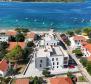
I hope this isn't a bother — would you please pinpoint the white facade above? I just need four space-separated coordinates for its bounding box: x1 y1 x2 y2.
81 46 91 57
25 38 33 42
34 30 69 74
44 34 59 46
35 46 69 71
0 70 7 77
0 35 9 42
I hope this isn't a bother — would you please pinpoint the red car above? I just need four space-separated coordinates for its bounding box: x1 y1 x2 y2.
69 65 75 68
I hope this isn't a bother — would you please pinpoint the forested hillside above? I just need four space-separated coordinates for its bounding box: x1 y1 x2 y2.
12 0 85 2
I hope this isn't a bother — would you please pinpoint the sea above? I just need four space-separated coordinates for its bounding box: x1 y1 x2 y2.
0 1 91 31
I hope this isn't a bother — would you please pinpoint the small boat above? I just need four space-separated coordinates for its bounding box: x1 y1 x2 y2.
25 18 28 20
81 19 84 22
16 19 18 22
43 22 45 24
34 19 37 22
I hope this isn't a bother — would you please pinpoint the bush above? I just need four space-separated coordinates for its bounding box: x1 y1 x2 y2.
72 48 83 57
65 40 71 46
42 69 51 77
78 76 86 82
66 31 74 37
27 41 35 47
86 61 91 75
80 58 87 67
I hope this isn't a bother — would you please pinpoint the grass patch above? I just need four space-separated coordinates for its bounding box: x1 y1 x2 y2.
78 76 87 82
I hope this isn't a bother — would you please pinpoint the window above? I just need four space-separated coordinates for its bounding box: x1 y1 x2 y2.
57 62 59 65
56 58 58 61
40 60 42 63
64 61 68 64
57 66 58 68
53 62 55 65
64 57 68 60
40 64 42 67
52 58 54 61
53 66 54 68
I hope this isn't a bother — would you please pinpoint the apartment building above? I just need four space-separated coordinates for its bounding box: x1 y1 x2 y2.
35 45 69 71
35 30 69 71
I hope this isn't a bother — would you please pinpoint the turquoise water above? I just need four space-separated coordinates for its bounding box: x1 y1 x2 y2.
0 2 91 31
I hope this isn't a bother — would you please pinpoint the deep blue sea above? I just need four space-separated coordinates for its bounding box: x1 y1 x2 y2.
0 1 91 31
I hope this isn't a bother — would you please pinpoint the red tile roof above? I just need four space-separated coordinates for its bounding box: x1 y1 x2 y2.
87 56 91 61
6 30 17 36
15 78 29 84
50 77 73 84
83 43 91 53
0 59 9 72
8 42 25 50
73 35 86 41
26 32 36 39
81 41 88 45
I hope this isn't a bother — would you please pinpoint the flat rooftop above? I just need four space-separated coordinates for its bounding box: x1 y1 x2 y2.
36 45 69 57
36 48 50 57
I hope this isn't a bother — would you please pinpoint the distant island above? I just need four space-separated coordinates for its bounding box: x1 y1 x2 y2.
12 0 85 2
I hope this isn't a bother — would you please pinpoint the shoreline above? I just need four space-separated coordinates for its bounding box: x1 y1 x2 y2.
0 27 86 34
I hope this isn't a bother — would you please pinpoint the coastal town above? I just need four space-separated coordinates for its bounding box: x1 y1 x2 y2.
0 28 91 84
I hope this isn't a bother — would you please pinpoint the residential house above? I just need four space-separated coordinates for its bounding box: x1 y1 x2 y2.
81 43 91 57
49 77 73 84
25 32 36 42
73 35 86 48
44 31 59 46
0 34 9 42
6 30 17 36
0 59 10 77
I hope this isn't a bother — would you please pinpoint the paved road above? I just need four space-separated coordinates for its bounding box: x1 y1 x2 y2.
55 33 91 84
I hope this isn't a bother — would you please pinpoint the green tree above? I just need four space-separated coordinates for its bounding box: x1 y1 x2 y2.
0 42 9 50
32 76 43 84
34 34 41 41
72 48 83 57
0 42 8 59
86 61 91 75
65 40 71 46
15 33 25 42
83 28 91 36
6 45 23 62
15 28 29 33
23 48 33 60
75 29 82 35
66 31 74 37
8 36 16 42
0 50 7 59
27 41 35 47
80 58 87 67
42 69 51 77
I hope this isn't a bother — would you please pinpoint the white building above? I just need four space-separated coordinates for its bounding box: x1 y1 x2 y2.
35 30 69 71
73 35 86 48
35 45 69 71
0 35 9 42
81 43 91 57
43 29 59 46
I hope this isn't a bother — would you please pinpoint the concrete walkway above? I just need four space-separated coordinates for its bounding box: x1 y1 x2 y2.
24 52 43 77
